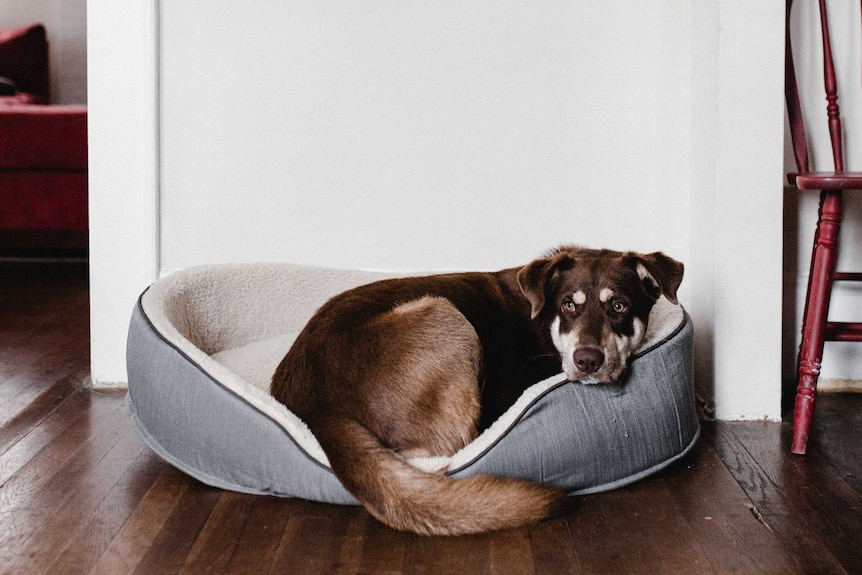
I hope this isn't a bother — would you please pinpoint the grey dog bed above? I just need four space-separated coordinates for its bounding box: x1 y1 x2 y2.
126 263 699 504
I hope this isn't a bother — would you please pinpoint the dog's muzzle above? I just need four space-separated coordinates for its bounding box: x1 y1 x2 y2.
572 347 604 375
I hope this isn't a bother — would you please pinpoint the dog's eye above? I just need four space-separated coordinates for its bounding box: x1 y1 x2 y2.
562 298 576 312
612 301 627 313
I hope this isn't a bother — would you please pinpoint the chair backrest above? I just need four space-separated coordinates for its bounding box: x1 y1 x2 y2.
785 0 856 174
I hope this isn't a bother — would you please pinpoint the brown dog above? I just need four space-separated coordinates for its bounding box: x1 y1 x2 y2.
270 246 684 535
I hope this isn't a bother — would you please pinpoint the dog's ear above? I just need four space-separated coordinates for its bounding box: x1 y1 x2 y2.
630 252 684 304
517 251 574 319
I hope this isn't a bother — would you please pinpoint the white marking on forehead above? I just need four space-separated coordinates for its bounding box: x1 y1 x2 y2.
572 291 587 305
599 288 615 303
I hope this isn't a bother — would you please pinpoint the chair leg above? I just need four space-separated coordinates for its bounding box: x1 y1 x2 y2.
792 190 843 454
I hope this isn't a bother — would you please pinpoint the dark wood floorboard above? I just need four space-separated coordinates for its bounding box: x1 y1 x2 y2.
1 260 861 574
0 261 89 443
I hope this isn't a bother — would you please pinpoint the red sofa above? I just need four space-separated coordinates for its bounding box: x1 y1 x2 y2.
0 24 88 255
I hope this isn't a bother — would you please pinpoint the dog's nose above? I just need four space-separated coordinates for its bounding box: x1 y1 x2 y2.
573 348 604 374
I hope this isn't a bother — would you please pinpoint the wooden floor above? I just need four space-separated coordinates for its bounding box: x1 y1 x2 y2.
2 260 861 574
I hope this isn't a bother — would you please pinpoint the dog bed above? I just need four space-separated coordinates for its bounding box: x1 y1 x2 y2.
126 263 699 505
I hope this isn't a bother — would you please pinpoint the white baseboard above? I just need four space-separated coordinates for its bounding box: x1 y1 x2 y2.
819 379 862 393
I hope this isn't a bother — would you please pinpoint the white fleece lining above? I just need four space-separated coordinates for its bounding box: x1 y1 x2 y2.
141 263 684 473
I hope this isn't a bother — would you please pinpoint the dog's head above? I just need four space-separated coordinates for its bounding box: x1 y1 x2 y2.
517 246 684 384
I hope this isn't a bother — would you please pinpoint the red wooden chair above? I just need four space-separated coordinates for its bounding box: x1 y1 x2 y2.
785 0 862 454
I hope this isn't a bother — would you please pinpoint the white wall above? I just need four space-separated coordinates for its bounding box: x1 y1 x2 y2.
709 1 785 420
785 0 862 388
89 0 787 421
88 0 159 387
0 0 87 104
159 1 692 274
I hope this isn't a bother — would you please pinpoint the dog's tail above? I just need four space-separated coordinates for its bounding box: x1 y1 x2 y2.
316 417 572 536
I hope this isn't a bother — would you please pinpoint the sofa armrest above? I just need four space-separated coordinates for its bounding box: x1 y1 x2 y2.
0 105 87 170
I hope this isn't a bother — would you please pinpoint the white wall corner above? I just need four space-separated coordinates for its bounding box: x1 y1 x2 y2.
87 0 160 388
711 0 786 421
687 0 719 419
